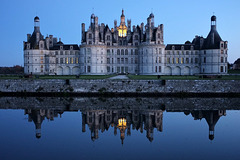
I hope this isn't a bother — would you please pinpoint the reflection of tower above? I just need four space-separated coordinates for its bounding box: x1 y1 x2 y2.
117 118 127 145
191 110 226 140
25 109 45 139
25 109 64 139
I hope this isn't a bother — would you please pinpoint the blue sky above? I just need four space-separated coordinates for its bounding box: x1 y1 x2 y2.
0 0 239 66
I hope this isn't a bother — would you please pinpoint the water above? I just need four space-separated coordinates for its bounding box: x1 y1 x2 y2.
0 97 240 160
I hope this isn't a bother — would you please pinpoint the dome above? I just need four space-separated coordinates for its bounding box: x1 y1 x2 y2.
91 13 95 19
211 15 216 21
34 16 40 22
149 13 154 18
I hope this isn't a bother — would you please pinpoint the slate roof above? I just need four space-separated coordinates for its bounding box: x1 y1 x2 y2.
50 44 79 50
202 26 222 49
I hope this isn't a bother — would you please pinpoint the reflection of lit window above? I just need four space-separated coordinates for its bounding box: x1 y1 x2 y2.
76 58 78 64
66 58 68 64
71 57 73 64
118 118 127 128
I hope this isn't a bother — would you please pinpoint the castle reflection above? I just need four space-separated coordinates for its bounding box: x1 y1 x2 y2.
24 107 226 143
81 109 164 143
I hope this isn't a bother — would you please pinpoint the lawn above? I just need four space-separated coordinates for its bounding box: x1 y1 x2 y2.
0 74 116 80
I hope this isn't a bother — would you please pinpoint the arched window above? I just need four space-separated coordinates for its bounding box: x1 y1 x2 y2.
125 49 128 55
117 49 120 55
121 49 124 55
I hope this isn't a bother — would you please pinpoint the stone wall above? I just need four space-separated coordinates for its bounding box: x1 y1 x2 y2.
0 79 239 94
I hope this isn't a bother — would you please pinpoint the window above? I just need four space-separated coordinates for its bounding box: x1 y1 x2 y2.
204 57 206 63
195 58 198 63
172 58 174 64
117 49 120 55
107 66 110 72
76 58 78 64
204 50 206 54
221 57 224 63
107 49 111 56
159 57 161 63
55 51 58 55
167 57 170 63
125 49 128 55
107 58 110 64
88 41 92 44
71 57 74 64
135 42 138 46
60 51 63 55
87 66 91 72
176 58 179 64
186 58 189 64
107 35 110 40
121 49 124 55
181 58 184 64
135 35 139 40
107 42 110 46
135 49 138 55
117 58 120 64
66 58 68 64
221 50 224 54
158 33 160 39
155 66 157 72
131 49 133 55
121 58 124 64
125 58 128 64
220 66 224 72
159 66 161 72
88 33 92 39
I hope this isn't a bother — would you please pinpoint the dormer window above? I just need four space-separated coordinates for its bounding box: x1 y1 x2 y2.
27 43 30 49
191 46 194 50
107 35 110 40
88 33 92 39
172 46 175 50
181 46 184 50
70 46 73 50
158 33 160 39
60 46 63 50
135 35 139 40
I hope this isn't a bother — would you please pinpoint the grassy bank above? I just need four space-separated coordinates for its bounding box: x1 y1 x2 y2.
0 75 116 80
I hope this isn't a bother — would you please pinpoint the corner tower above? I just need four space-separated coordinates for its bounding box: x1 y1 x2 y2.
200 15 228 74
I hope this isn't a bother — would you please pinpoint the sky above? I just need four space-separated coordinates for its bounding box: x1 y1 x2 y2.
0 0 239 66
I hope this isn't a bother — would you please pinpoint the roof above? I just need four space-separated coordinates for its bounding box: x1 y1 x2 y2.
202 26 222 49
165 44 195 50
50 44 79 50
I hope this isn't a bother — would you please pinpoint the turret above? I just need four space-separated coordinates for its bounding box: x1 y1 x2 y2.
120 9 125 25
34 16 40 32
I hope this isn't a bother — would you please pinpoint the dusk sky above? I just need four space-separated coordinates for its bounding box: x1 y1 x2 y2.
0 0 239 66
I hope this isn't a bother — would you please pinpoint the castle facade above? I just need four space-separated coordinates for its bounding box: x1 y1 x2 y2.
23 10 228 75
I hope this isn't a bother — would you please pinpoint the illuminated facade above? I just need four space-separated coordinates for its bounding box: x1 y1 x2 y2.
23 11 228 75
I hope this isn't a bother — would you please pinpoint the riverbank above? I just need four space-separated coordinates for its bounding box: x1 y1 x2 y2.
0 79 239 97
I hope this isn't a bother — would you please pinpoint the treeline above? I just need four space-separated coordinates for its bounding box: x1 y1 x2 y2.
0 65 24 74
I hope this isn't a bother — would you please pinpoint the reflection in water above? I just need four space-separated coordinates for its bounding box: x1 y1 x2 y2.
24 107 226 142
188 110 226 140
81 109 164 143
